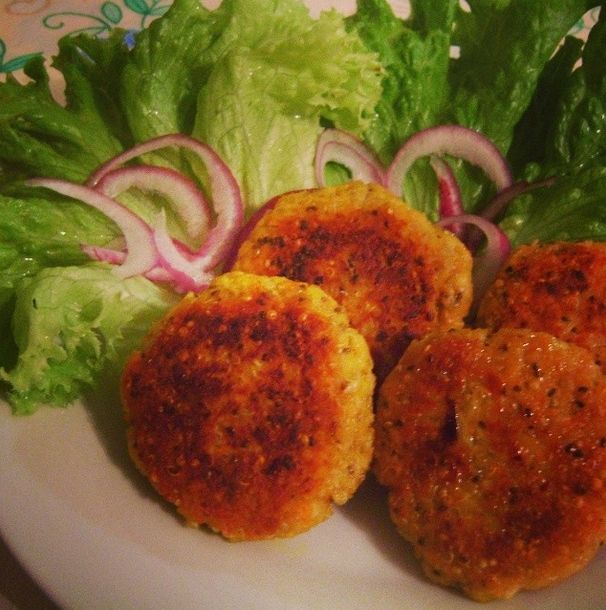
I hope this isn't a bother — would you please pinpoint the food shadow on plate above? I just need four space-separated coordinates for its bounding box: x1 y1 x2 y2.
81 368 176 513
339 471 426 581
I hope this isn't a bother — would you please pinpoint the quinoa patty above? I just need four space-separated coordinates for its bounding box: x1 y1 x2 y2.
477 241 606 371
232 181 472 382
374 327 606 601
122 271 374 541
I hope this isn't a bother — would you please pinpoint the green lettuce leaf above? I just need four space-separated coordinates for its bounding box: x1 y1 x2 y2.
344 0 457 218
347 0 456 163
2 265 177 415
0 30 130 187
192 0 383 209
451 0 594 154
120 0 224 140
501 162 606 247
0 187 118 308
0 185 120 371
509 7 606 179
497 7 606 246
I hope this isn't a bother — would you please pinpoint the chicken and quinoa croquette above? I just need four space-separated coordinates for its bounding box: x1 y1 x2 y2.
232 181 473 382
477 241 606 371
374 327 606 601
122 271 374 541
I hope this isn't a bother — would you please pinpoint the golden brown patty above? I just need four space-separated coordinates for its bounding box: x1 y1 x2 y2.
232 181 472 382
122 271 374 541
374 327 606 601
477 241 606 371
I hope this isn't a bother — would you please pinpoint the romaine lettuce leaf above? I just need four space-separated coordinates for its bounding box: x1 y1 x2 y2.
501 162 606 247
345 0 457 218
451 0 594 154
1 265 177 415
347 0 597 219
507 36 585 178
497 7 606 246
509 7 606 179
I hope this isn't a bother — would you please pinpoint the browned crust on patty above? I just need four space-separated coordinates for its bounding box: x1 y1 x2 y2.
122 271 374 540
477 241 606 371
374 327 606 601
232 181 472 382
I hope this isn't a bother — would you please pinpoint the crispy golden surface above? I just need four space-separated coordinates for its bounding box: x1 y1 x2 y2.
477 241 606 371
232 181 472 382
374 327 606 601
122 271 374 541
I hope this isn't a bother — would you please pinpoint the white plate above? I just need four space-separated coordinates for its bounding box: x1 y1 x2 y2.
0 2 604 609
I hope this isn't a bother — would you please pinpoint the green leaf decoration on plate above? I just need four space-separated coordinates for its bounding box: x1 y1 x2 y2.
0 38 42 74
124 0 171 28
40 0 172 44
42 9 121 37
125 0 154 13
101 1 124 25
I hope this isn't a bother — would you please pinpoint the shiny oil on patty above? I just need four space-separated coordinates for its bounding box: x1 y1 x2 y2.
477 240 606 371
374 327 606 601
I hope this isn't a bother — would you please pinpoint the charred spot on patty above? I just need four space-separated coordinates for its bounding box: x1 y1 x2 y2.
122 272 374 540
233 181 472 382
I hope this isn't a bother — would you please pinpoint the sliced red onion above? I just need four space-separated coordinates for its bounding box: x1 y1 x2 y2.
386 125 513 200
80 244 125 265
27 178 158 278
438 213 511 314
461 177 556 253
152 210 214 292
315 128 385 186
95 165 212 243
430 156 463 218
87 133 244 271
81 244 176 285
430 155 465 237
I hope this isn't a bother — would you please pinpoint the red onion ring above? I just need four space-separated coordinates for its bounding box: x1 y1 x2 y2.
152 209 214 292
80 244 125 265
80 244 176 285
88 133 244 271
430 156 463 218
386 125 513 200
438 213 511 314
430 155 465 237
461 177 555 253
315 128 385 186
95 165 212 244
27 178 158 278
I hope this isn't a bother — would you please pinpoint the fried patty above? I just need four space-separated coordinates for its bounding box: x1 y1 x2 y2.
477 241 606 371
121 271 374 541
232 181 472 382
374 327 606 601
